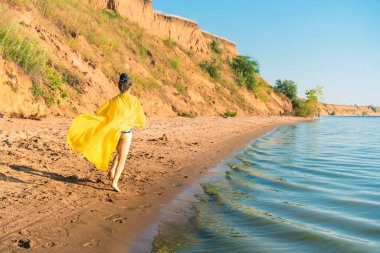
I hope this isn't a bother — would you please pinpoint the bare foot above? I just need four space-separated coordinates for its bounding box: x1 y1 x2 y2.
112 182 120 192
108 169 115 180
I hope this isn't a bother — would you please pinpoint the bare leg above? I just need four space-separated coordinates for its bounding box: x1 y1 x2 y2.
108 153 119 180
112 132 132 192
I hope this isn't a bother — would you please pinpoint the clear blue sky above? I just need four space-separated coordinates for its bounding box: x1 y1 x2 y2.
153 0 380 106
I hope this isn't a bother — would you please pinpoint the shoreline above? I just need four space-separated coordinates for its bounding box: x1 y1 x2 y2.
129 124 289 253
0 116 305 252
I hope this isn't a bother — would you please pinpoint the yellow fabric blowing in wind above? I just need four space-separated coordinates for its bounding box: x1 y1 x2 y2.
66 92 146 172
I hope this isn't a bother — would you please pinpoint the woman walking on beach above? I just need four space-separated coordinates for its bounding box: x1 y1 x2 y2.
66 73 146 192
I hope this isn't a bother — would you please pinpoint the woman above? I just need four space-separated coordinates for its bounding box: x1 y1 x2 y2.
66 73 146 192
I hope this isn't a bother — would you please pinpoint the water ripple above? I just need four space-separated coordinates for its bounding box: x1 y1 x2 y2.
150 117 380 253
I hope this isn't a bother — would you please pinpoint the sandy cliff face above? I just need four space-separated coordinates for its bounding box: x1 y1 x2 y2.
0 58 46 118
319 104 380 116
88 0 238 56
0 1 376 119
0 0 294 119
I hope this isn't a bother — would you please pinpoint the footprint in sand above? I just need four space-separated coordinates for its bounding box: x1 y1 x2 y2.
19 229 32 236
82 238 99 247
43 241 57 248
104 214 127 224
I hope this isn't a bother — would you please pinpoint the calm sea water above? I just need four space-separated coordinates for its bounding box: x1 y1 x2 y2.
139 117 380 253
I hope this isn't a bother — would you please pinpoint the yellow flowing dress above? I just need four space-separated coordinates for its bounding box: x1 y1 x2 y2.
66 92 146 172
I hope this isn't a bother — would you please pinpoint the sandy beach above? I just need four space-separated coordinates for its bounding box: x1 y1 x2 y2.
0 115 304 252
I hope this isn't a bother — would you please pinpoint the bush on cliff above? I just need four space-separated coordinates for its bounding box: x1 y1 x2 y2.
224 110 237 117
369 105 377 113
230 55 260 92
170 57 180 70
163 38 177 48
295 86 323 117
274 79 300 110
0 25 48 76
274 79 297 101
0 21 68 106
200 59 221 80
210 40 223 54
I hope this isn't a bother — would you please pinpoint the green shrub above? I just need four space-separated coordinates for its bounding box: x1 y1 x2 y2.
139 46 147 59
163 38 177 48
0 25 48 75
274 79 297 101
45 67 62 91
61 68 80 87
224 110 237 117
210 40 223 54
119 26 130 35
185 49 194 57
294 101 308 117
200 59 221 80
234 71 257 91
230 55 259 91
31 82 44 100
369 105 377 113
86 31 97 45
43 94 55 105
295 86 323 117
257 92 268 102
60 89 69 98
330 111 336 116
176 84 186 93
170 57 180 70
231 55 260 74
291 99 301 109
102 10 122 20
178 112 196 118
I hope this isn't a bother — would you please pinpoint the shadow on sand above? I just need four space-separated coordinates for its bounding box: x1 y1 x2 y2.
0 172 29 184
1 163 113 191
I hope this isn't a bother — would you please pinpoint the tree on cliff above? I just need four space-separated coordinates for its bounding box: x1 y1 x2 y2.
295 86 324 117
230 55 260 92
274 79 297 101
274 79 299 109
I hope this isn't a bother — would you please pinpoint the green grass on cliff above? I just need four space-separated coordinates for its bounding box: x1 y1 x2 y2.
1 0 287 117
11 0 190 91
0 24 48 76
0 5 72 106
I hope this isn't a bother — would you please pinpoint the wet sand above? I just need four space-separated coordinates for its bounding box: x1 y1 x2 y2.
0 115 305 252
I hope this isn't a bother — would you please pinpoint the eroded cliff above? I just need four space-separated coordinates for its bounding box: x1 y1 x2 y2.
88 0 238 56
0 0 292 119
319 104 380 116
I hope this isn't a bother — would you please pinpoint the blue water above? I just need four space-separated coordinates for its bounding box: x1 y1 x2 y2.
148 117 380 253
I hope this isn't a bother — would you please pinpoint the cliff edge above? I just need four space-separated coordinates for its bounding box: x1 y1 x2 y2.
319 104 380 116
88 0 238 56
0 0 293 119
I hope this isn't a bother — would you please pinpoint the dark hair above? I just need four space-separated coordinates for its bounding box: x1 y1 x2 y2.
118 73 132 93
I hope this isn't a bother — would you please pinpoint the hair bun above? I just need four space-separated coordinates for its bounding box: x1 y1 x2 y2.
119 73 129 83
